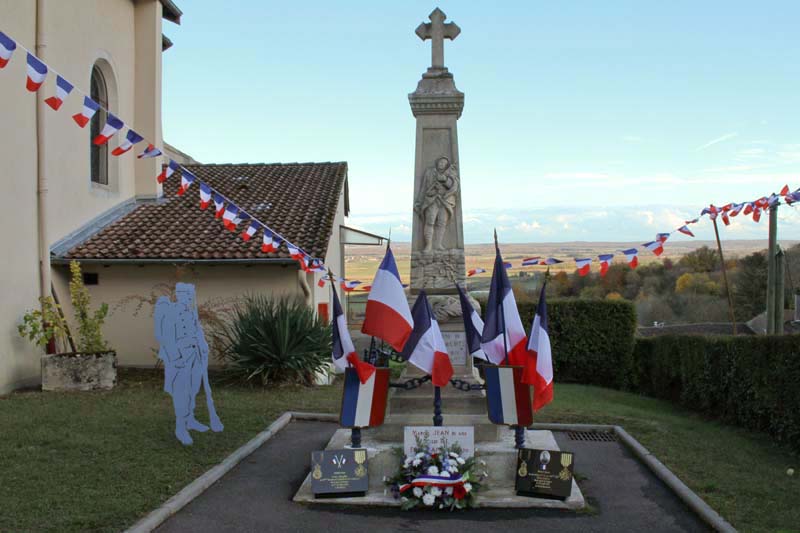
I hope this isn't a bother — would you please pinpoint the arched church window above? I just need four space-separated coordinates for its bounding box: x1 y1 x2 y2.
90 65 108 185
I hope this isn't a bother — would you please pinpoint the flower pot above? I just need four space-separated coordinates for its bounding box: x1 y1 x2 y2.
41 351 117 392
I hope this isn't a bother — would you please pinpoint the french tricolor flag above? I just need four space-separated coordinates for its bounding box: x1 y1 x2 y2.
287 243 304 261
743 202 754 216
780 184 790 196
643 240 664 256
0 32 16 69
213 194 225 218
622 248 639 269
753 206 762 222
521 257 540 267
361 246 414 352
92 113 124 145
484 366 533 427
575 258 592 277
111 129 144 156
677 225 695 237
481 245 531 377
598 254 614 277
467 268 486 277
400 291 454 387
332 285 375 383
307 259 326 273
44 76 74 111
177 168 196 196
728 203 744 217
539 257 563 266
341 280 362 292
527 283 553 411
72 97 100 128
222 205 239 230
261 232 278 253
25 53 47 92
157 160 178 184
339 367 389 429
685 218 699 225
137 144 162 159
457 285 487 361
656 233 670 243
196 183 211 210
721 211 731 226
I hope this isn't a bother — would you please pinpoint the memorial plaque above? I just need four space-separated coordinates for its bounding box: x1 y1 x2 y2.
515 448 574 500
441 331 467 366
310 449 369 497
404 426 474 458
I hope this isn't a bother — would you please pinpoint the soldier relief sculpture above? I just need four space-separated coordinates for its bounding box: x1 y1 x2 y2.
415 156 459 252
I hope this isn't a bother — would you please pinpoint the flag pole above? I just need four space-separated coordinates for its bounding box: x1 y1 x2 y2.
711 219 737 335
331 267 362 448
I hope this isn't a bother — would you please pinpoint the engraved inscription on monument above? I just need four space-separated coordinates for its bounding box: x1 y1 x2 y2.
310 449 369 497
441 331 467 366
515 449 575 500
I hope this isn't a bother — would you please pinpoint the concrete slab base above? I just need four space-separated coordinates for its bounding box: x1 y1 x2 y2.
293 427 585 509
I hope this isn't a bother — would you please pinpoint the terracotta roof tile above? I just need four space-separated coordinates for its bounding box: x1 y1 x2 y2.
63 162 347 262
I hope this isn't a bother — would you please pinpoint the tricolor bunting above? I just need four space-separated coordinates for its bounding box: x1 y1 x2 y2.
484 366 533 427
25 53 47 92
527 282 553 411
622 248 639 269
400 291 454 387
339 367 389 429
177 169 196 196
456 284 487 361
575 258 592 276
222 204 239 230
331 286 375 382
677 225 695 237
157 160 179 184
341 280 362 292
111 129 144 156
598 254 614 277
642 240 664 256
521 257 540 267
199 183 212 209
538 257 563 266
361 246 414 351
92 113 124 145
72 96 100 127
467 268 485 277
213 194 225 218
480 243 532 379
241 221 260 242
44 76 74 111
261 232 278 253
138 143 162 159
0 31 16 68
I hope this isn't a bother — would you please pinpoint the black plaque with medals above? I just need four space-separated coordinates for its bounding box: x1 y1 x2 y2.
515 448 574 500
310 449 369 498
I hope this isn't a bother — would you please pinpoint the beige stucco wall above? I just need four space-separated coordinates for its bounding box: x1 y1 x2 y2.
312 186 348 313
0 0 164 393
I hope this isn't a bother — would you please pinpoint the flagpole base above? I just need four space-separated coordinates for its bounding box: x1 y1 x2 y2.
433 386 443 426
351 427 362 448
514 426 525 449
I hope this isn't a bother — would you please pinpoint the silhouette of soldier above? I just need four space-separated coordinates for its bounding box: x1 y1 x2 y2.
155 283 223 445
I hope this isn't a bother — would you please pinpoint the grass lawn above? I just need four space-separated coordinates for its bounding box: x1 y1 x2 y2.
0 370 797 532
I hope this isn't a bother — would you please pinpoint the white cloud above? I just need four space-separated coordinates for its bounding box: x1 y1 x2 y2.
696 132 738 151
515 220 541 232
637 210 655 225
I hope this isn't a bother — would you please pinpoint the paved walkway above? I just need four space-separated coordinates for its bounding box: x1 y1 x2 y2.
157 421 709 532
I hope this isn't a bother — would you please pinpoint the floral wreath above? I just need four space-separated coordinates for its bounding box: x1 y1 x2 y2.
384 437 487 510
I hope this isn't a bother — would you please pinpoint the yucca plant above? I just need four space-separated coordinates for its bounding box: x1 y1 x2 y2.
214 294 331 386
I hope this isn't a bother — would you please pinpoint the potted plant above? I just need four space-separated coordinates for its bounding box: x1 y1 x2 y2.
18 261 116 391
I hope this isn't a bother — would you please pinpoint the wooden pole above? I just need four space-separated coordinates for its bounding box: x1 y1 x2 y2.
712 218 737 335
775 247 785 334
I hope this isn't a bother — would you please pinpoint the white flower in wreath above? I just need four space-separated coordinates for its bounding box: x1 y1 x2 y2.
413 487 423 498
448 465 458 474
464 482 472 493
427 465 439 475
416 452 425 459
412 458 422 467
422 493 436 506
456 457 466 465
445 486 454 495
449 452 459 458
439 470 450 478
430 487 442 497
401 496 409 503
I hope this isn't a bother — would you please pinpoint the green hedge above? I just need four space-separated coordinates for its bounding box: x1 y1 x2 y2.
633 335 800 451
516 299 637 389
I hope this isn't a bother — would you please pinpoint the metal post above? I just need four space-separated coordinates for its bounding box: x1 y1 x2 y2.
775 247 785 334
514 426 525 449
351 427 362 448
712 219 737 335
433 386 443 426
767 206 778 334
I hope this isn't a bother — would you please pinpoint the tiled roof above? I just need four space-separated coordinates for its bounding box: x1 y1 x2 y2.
62 162 347 262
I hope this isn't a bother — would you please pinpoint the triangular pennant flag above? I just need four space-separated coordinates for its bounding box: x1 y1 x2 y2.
111 129 144 156
177 168 196 196
25 52 47 92
72 96 100 128
241 221 261 242
92 113 124 145
157 160 178 184
44 75 74 111
199 183 212 209
137 143 162 159
213 194 225 218
0 31 17 69
575 258 592 276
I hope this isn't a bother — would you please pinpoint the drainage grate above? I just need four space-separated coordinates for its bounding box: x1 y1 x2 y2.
567 430 617 443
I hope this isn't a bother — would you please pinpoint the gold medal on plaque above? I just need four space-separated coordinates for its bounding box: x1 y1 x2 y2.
312 451 323 480
558 452 573 481
312 463 322 480
517 449 530 477
354 449 367 478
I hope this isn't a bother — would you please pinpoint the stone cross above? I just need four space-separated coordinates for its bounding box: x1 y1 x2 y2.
415 7 460 70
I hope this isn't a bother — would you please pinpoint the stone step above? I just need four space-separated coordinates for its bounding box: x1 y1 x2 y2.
367 413 503 442
389 394 487 415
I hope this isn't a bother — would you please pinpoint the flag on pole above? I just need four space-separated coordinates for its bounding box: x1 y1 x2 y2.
361 246 414 351
484 366 533 427
339 367 390 429
0 31 16 68
72 96 100 128
400 291 454 387
199 183 212 209
598 254 614 277
677 225 695 237
467 268 486 277
456 284 487 361
137 143 162 159
622 248 639 269
480 243 531 374
527 283 553 411
332 285 375 382
44 75 74 111
575 258 592 276
92 113 124 145
643 240 664 256
157 160 178 184
111 129 144 156
25 53 47 92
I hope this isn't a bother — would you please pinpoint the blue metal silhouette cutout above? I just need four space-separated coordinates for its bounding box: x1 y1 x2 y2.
155 283 223 445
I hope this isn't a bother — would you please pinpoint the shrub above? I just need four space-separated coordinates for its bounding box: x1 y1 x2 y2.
633 335 800 451
214 294 331 386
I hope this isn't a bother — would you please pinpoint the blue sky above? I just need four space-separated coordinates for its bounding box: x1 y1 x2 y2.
163 1 800 244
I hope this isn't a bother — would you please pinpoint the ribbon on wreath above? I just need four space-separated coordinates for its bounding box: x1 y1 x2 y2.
398 474 466 493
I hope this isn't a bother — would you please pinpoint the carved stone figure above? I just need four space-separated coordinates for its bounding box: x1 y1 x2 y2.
414 156 459 252
155 283 223 446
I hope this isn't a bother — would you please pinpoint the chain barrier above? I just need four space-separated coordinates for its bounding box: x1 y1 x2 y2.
389 375 431 390
449 378 485 391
